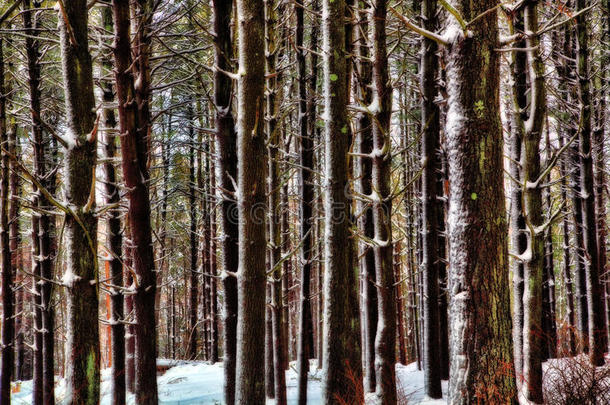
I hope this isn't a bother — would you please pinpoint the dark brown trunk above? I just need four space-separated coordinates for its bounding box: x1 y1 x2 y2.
0 38 13 405
354 0 377 394
322 0 363 402
112 1 158 402
420 0 442 398
59 0 100 402
211 1 238 401
100 4 126 403
444 1 518 402
576 0 607 366
234 0 267 402
188 102 199 360
296 0 316 402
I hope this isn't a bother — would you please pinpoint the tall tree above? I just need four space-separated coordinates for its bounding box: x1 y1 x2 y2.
188 102 199 360
354 0 377 394
508 2 547 401
370 0 396 402
100 3 125 403
112 0 158 402
420 0 442 398
58 0 100 402
0 38 12 405
322 0 363 402
443 1 518 403
23 2 56 403
211 1 239 403
576 0 607 366
234 0 267 402
296 0 316 402
265 0 287 402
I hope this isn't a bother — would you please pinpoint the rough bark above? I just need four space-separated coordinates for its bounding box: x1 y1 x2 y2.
576 0 607 366
100 4 125 402
296 0 316 402
211 1 238 401
542 127 557 361
234 0 267 402
112 1 158 402
59 0 100 403
322 0 363 402
508 8 527 383
509 3 546 402
10 119 21 383
559 131 577 356
265 0 287 402
370 1 396 403
420 0 442 398
188 102 199 360
0 38 12 405
444 1 518 403
354 0 377 394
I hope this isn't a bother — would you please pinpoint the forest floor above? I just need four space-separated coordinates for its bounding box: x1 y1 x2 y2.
10 359 446 404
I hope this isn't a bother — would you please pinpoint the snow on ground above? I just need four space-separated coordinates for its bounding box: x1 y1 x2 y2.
395 362 447 404
11 360 445 404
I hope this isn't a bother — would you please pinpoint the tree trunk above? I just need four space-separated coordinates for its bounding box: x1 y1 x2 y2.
370 1 396 403
508 3 546 402
559 132 577 356
59 0 100 403
112 1 158 402
211 1 238 402
100 4 126 402
444 1 518 403
420 0 442 398
10 119 22 383
265 0 287 402
188 102 199 360
576 0 607 366
354 0 377 394
234 0 267 402
508 8 527 384
542 126 557 360
322 0 363 402
0 38 13 405
296 0 316 402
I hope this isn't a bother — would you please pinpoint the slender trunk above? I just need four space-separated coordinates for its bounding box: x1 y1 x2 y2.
508 9 527 382
0 39 13 405
559 132 577 356
188 102 199 360
394 242 407 366
437 152 450 380
322 0 363 402
59 0 100 402
296 0 315 402
124 223 135 392
281 180 290 371
265 286 275 398
265 0 286 402
508 3 546 401
10 123 22 382
576 0 607 366
208 145 219 363
234 0 267 402
420 0 442 398
443 1 518 402
542 125 557 360
8 86 20 383
354 1 377 394
369 1 396 403
100 4 126 402
112 1 158 401
211 1 238 401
